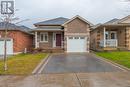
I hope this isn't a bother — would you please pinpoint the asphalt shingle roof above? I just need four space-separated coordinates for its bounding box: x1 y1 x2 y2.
0 22 17 29
0 22 31 33
34 17 69 25
91 23 102 29
104 18 120 25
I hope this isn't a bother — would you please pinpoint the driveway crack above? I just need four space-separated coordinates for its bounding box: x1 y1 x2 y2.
75 73 83 87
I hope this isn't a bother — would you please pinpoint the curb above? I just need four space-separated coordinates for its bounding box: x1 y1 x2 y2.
37 55 52 74
91 53 130 72
32 54 50 74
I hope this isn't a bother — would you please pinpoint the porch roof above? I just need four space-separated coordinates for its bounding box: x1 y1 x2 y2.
102 24 130 27
32 28 64 31
92 15 130 30
92 24 130 30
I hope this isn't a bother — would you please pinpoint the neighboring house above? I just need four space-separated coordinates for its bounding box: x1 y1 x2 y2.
91 15 130 51
33 15 93 52
0 22 33 55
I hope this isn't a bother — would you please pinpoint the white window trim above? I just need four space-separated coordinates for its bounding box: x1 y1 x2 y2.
40 32 48 43
110 31 117 39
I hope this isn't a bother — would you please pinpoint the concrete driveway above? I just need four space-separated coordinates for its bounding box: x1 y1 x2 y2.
0 53 130 87
42 53 123 74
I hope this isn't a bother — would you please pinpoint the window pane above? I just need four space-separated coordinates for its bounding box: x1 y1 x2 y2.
69 37 73 39
80 37 85 39
105 34 108 39
105 32 109 39
40 34 44 41
74 37 79 39
45 34 48 41
40 33 48 42
111 33 115 39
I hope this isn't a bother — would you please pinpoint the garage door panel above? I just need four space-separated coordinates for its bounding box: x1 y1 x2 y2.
67 37 87 52
7 40 13 54
0 41 4 55
0 39 13 55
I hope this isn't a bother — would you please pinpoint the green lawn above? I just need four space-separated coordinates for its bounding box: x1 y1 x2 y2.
0 53 48 75
96 51 130 68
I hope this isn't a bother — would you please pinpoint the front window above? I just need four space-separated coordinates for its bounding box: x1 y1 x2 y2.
105 31 109 39
110 32 117 39
40 33 48 42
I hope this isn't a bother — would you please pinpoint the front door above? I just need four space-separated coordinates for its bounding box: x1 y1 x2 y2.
56 34 61 46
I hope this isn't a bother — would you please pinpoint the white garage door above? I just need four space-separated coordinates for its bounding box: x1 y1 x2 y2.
0 39 13 55
67 37 87 52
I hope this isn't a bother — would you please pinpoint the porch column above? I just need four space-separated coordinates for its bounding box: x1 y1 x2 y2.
61 33 64 48
103 27 106 47
35 31 38 48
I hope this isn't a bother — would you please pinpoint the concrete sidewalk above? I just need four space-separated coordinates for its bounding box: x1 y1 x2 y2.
0 72 130 87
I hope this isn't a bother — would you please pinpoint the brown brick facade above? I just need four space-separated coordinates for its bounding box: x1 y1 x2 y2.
37 31 63 49
90 26 130 51
0 30 33 53
90 29 98 50
126 27 130 50
64 18 90 52
34 16 91 52
38 32 53 49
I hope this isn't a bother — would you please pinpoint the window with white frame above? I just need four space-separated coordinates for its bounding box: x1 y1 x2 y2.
105 31 109 39
110 31 117 39
40 33 48 42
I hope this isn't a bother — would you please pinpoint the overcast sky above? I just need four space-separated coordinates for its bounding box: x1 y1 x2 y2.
13 0 130 28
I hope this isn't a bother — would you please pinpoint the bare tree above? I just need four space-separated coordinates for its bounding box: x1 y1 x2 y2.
0 1 30 71
0 14 18 71
0 0 18 71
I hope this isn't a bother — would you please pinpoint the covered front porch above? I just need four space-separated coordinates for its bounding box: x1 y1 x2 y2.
99 26 128 50
34 30 64 52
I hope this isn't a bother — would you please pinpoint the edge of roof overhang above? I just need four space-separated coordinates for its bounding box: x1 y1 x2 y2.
0 28 32 35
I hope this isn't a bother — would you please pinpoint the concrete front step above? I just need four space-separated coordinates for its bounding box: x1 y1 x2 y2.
42 49 64 53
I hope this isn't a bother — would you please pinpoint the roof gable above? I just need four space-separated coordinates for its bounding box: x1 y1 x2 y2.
118 15 130 24
92 15 130 30
103 15 130 25
62 15 93 26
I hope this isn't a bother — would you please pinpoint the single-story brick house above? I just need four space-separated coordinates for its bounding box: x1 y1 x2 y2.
2 15 130 54
33 15 93 53
0 22 33 55
90 15 130 51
